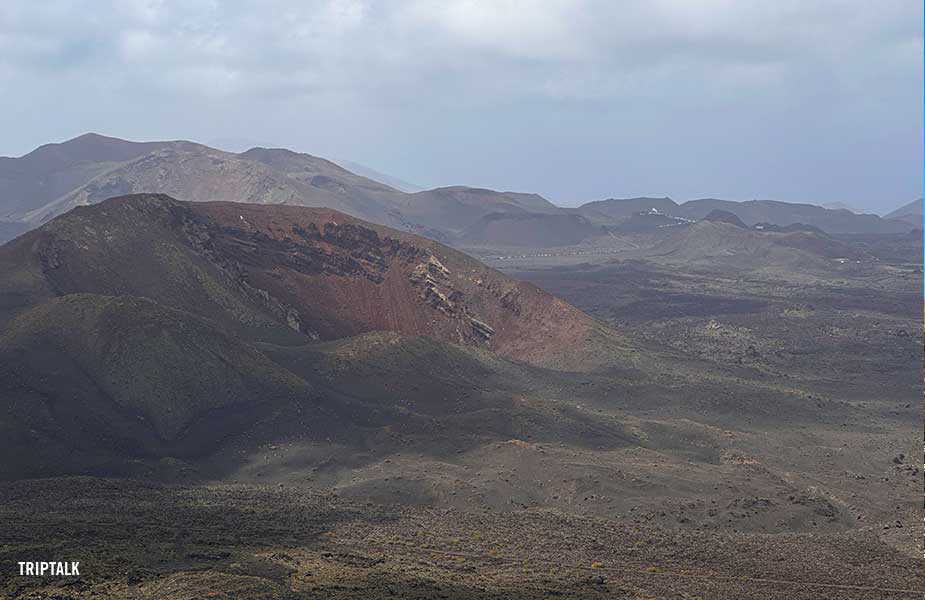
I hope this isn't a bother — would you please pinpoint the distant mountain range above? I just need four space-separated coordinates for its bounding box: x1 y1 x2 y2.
883 198 923 228
0 133 552 244
576 197 916 235
0 134 918 247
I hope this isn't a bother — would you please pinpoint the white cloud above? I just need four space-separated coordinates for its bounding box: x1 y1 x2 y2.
118 29 164 61
398 0 589 61
1 0 919 103
0 0 920 210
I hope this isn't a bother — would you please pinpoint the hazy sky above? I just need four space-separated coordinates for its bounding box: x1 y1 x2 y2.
1 1 921 213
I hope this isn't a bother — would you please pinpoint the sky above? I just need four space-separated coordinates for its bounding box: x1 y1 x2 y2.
0 1 921 213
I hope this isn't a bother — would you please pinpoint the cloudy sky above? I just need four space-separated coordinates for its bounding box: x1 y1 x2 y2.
1 1 921 212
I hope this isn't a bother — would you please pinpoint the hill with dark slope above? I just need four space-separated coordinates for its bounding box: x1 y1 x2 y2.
0 194 620 370
261 331 638 458
0 194 635 479
0 294 631 480
0 293 322 479
459 211 599 247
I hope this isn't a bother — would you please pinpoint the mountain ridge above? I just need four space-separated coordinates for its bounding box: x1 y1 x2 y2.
0 134 915 248
0 134 563 244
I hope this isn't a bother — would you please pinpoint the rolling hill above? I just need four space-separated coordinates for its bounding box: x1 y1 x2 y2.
700 209 747 228
648 219 868 270
0 293 320 479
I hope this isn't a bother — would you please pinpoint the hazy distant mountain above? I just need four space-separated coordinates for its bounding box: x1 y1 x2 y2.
394 186 561 236
578 197 678 222
460 212 600 247
0 133 171 218
0 134 560 244
2 135 411 229
675 199 908 234
332 158 424 193
1 134 914 249
576 196 912 235
883 198 923 228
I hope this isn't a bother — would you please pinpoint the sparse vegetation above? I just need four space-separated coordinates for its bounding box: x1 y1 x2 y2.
0 192 919 598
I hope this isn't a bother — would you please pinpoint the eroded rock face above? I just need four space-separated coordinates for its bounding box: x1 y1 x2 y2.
410 255 457 314
148 199 506 346
408 253 495 343
469 316 495 340
189 219 401 284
